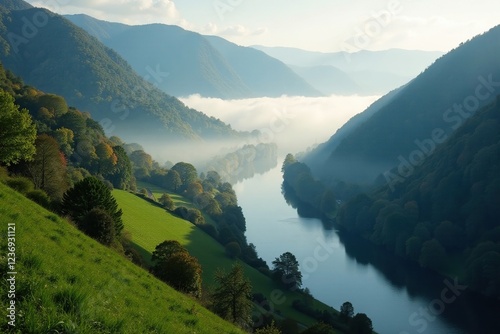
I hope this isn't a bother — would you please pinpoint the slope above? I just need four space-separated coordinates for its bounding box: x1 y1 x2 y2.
0 181 244 334
289 64 360 95
112 189 340 327
254 45 443 95
0 3 241 145
65 14 252 99
205 36 321 97
305 25 500 186
337 96 500 299
66 14 321 99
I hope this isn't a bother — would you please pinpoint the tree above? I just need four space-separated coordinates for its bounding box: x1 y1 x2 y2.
107 146 132 190
272 252 302 290
0 90 36 165
225 242 241 259
212 264 253 328
95 142 117 175
27 134 68 200
151 240 202 297
186 181 203 199
419 239 447 270
129 150 153 171
340 301 354 323
80 208 115 245
165 169 182 192
256 321 282 334
171 162 198 191
53 127 74 157
61 177 123 236
159 193 175 210
349 313 373 334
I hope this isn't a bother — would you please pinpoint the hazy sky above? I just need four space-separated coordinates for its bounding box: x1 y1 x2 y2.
26 0 499 52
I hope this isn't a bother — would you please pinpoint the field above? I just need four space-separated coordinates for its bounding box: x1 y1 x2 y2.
0 182 244 334
114 188 339 327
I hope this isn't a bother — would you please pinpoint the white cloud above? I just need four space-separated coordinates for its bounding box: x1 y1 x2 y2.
28 0 185 26
180 95 380 154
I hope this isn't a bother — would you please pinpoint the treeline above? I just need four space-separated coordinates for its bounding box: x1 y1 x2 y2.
202 143 278 184
133 156 269 272
281 154 338 222
337 98 500 299
0 63 134 203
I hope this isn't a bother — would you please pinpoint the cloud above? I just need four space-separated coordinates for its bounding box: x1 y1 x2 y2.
201 23 268 37
180 95 380 154
28 0 184 26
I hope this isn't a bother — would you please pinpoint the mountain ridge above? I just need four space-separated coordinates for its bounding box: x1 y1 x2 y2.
66 14 321 99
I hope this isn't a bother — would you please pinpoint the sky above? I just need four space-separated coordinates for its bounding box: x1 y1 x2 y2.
25 0 499 53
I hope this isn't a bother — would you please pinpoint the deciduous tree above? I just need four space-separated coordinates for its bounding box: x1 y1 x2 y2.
212 264 252 328
272 252 302 290
0 90 36 165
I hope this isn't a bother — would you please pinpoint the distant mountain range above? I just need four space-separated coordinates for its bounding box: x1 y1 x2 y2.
65 14 321 99
0 1 244 147
254 46 444 95
303 25 500 187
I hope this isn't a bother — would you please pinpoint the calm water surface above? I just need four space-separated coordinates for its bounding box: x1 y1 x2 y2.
234 164 500 334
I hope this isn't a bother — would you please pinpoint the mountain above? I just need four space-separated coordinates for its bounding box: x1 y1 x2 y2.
253 45 443 95
0 0 32 10
204 35 321 97
0 3 242 149
65 14 252 99
337 96 500 299
289 64 361 95
303 25 500 186
65 14 321 99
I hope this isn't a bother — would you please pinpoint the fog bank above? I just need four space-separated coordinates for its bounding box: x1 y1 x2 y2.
181 94 380 155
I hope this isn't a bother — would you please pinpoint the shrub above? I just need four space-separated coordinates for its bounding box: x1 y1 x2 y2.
80 208 116 245
26 189 51 208
5 176 34 194
225 241 241 259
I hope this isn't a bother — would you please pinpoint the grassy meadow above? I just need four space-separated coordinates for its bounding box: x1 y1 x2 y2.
0 182 244 334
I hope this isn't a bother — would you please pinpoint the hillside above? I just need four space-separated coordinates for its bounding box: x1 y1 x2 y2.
112 188 342 328
253 45 443 95
304 25 500 186
0 181 244 333
66 14 321 99
289 64 361 95
337 96 500 299
205 36 321 98
0 3 242 146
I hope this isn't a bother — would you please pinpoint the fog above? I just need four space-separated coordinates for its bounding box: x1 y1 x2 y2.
180 94 380 156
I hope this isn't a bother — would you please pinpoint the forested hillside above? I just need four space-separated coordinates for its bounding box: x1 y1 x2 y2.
304 25 500 187
337 97 500 299
0 3 242 145
66 14 320 99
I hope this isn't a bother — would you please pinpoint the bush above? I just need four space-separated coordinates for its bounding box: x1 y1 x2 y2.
61 177 123 236
225 241 241 259
80 208 116 245
26 189 51 209
5 176 34 194
199 224 218 239
159 193 175 210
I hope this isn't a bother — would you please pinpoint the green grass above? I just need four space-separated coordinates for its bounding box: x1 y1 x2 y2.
114 189 340 327
0 182 244 334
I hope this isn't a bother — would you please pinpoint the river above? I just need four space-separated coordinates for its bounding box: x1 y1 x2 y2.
234 164 500 334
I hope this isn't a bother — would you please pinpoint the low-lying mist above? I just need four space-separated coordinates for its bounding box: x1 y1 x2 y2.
181 94 380 155
141 94 380 167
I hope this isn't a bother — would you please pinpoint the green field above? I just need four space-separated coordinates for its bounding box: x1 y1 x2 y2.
0 182 244 334
114 188 339 327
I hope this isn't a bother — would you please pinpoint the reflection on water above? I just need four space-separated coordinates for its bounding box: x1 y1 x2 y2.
236 164 500 334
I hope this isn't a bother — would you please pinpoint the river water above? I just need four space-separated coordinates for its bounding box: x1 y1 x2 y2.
234 164 500 334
